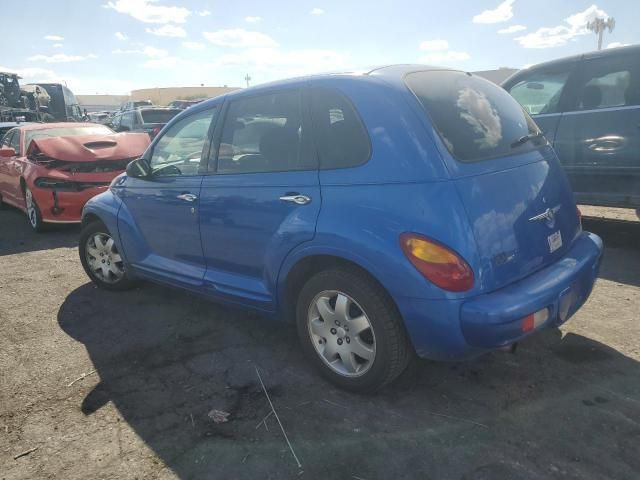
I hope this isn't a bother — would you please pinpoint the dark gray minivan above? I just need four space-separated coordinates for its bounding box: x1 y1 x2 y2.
502 45 640 209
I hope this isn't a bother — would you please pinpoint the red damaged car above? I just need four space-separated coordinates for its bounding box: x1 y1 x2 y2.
0 123 149 231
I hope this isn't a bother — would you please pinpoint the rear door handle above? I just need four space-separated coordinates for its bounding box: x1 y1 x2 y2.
279 194 311 205
177 193 198 202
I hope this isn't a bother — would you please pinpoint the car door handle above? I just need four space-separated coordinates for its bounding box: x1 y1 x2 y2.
279 194 311 205
177 193 198 202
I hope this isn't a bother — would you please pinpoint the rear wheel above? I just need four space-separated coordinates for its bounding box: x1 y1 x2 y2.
79 221 136 290
296 268 412 393
24 187 46 232
0 94 8 107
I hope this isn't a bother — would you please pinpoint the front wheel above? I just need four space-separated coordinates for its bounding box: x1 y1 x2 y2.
24 187 46 232
79 221 137 290
296 268 413 393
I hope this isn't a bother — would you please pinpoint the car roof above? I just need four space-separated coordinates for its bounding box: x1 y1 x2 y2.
193 64 459 110
0 122 33 128
503 44 640 83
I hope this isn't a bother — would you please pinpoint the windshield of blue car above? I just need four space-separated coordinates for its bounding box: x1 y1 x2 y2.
405 70 542 163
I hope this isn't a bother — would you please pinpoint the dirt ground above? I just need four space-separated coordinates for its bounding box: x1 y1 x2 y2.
1 205 639 480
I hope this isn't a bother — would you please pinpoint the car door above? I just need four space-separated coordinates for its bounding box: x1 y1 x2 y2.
120 111 136 132
553 51 640 208
199 88 320 311
0 130 15 200
0 129 22 204
117 106 218 287
504 61 577 146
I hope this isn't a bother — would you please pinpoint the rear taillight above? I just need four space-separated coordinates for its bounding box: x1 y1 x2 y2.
576 206 582 229
400 233 474 292
150 126 162 138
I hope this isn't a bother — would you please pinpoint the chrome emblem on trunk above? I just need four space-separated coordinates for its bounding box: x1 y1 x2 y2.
529 206 560 228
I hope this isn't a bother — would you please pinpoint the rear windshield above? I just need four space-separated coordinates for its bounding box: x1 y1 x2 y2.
405 70 541 162
26 125 114 148
141 110 180 124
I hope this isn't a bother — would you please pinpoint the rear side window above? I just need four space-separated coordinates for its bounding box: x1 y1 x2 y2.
507 68 572 114
406 71 541 163
309 87 370 169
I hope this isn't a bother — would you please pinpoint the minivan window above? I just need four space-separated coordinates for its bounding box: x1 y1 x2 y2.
310 87 370 169
216 90 313 174
575 55 638 110
507 69 571 114
406 70 542 162
150 107 217 176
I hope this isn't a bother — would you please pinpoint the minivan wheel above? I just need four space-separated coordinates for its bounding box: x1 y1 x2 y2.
296 268 412 393
79 221 136 291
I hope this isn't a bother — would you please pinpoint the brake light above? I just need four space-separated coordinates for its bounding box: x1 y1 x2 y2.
150 126 162 138
400 233 474 292
576 206 582 229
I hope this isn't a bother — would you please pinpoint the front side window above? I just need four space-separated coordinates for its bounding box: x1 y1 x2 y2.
507 68 572 115
150 107 216 176
216 90 313 174
2 130 15 148
9 129 21 154
406 70 542 163
310 87 370 169
575 55 638 111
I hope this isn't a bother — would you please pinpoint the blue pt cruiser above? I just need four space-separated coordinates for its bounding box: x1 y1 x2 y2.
79 66 603 392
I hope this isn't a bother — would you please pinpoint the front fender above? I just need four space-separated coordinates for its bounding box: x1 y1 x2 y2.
81 190 127 262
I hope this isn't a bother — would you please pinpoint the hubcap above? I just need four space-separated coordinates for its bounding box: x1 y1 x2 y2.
25 189 37 228
85 232 125 284
307 290 376 377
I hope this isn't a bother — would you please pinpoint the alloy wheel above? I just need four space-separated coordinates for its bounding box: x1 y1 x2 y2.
24 188 38 228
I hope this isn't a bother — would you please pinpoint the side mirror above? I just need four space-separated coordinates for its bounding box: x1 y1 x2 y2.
126 157 151 178
0 146 16 158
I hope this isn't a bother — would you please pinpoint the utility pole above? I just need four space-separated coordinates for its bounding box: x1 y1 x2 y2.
587 17 615 50
244 73 251 88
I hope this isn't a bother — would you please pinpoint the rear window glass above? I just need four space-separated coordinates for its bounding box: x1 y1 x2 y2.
141 110 180 124
405 71 541 162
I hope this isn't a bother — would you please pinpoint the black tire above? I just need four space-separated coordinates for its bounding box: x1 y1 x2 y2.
0 93 8 107
24 187 47 233
79 220 137 291
296 267 413 393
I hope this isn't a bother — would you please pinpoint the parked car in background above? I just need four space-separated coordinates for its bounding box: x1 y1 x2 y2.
87 112 111 124
80 66 603 392
0 72 23 107
168 99 205 110
26 83 84 122
120 100 153 112
0 123 149 231
110 107 181 139
502 44 640 208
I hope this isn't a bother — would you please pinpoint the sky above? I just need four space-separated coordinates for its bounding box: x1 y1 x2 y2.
1 0 637 95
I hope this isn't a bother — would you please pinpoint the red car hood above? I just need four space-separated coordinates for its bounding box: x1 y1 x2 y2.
27 133 150 161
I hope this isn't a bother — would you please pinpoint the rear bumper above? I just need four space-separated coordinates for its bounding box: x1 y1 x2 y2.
397 232 603 360
460 231 603 348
